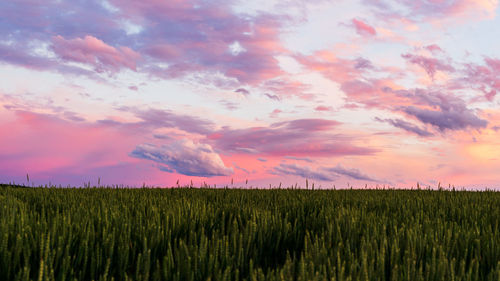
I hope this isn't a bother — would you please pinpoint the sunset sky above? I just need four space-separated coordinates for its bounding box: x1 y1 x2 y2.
1 0 500 188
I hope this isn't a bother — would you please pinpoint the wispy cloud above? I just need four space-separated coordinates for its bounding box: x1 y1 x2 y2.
375 117 433 137
209 119 377 157
52 35 141 73
271 163 378 182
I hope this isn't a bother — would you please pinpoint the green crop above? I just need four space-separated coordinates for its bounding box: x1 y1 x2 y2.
0 184 499 280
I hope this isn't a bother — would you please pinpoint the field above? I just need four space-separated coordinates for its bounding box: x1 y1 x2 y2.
0 184 499 281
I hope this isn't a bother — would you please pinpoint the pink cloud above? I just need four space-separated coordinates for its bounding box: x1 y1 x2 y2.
315 105 333 111
402 53 454 80
261 79 313 100
295 52 373 85
269 109 282 118
351 19 377 36
52 35 141 73
425 44 443 54
464 58 500 101
208 119 377 157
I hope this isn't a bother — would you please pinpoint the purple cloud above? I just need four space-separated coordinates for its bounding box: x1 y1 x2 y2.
325 164 377 181
375 117 434 137
403 106 487 132
130 140 233 177
52 35 141 73
284 156 314 162
402 53 454 79
381 88 488 132
111 0 287 84
271 163 378 182
208 119 377 157
219 100 239 111
235 88 250 96
271 118 340 131
118 107 215 135
264 93 281 101
271 163 336 181
400 89 487 130
1 0 289 85
464 58 500 101
364 0 496 21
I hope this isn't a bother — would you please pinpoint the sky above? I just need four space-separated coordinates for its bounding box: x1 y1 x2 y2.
1 0 500 189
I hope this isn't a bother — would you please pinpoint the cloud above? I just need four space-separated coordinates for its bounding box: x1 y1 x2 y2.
271 163 378 182
271 163 336 181
233 163 251 174
464 58 500 101
219 100 239 111
297 45 489 135
264 93 281 101
402 53 454 79
235 88 250 96
0 109 146 184
295 52 372 85
403 106 487 131
390 89 489 131
284 156 313 162
130 140 233 177
0 42 103 80
315 105 333 111
375 117 434 137
271 118 340 131
269 109 282 118
208 118 377 157
52 35 141 73
425 44 443 54
351 19 377 36
1 0 289 85
364 0 498 22
325 164 377 181
113 0 288 84
262 79 313 100
0 43 56 70
116 107 215 135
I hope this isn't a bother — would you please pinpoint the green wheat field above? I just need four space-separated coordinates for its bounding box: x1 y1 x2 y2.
0 184 499 281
